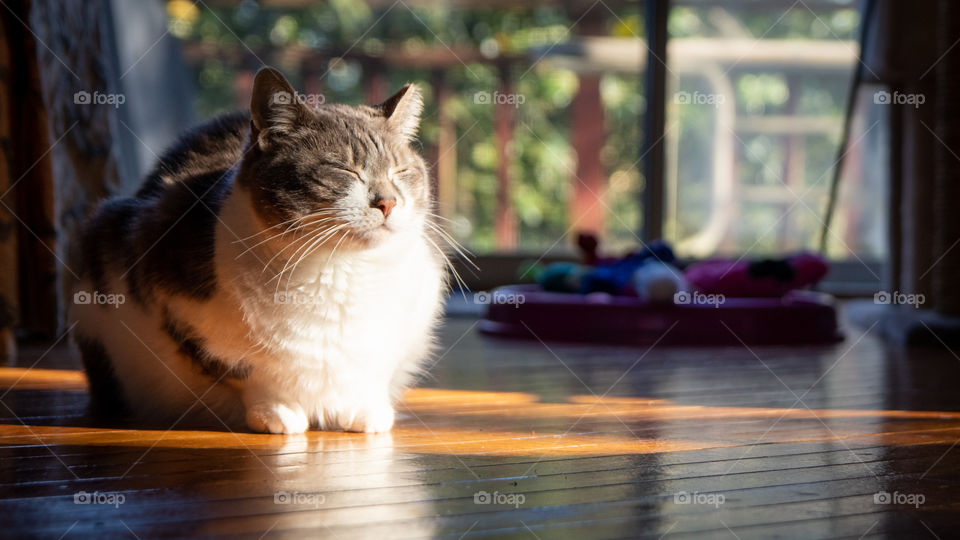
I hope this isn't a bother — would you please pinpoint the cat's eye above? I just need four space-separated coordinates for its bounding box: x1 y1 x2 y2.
328 165 365 183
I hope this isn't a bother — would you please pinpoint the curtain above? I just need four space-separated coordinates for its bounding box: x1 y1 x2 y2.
0 0 125 347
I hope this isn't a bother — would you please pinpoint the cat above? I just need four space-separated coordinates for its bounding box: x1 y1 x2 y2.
70 67 449 434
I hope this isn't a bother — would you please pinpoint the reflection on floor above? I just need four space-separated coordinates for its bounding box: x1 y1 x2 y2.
2 314 960 538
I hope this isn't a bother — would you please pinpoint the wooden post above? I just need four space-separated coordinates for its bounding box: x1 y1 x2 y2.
494 63 517 250
781 74 804 250
303 66 325 106
566 7 608 240
364 61 388 104
570 73 606 237
431 70 457 218
234 69 255 110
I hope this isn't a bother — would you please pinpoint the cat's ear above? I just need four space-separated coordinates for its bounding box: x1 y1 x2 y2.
377 84 423 141
250 67 303 142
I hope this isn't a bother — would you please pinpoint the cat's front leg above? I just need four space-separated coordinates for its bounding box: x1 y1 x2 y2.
348 399 395 434
328 391 395 433
241 385 310 434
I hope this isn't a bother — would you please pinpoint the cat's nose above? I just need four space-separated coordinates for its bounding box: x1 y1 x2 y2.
373 197 397 218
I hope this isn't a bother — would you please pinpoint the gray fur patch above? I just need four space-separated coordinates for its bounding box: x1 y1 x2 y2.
75 335 128 415
126 170 232 302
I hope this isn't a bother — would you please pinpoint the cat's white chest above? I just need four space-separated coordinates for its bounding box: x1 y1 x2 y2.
243 236 441 373
209 188 445 426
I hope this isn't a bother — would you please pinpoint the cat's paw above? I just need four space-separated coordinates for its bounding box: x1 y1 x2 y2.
246 402 309 434
343 403 395 433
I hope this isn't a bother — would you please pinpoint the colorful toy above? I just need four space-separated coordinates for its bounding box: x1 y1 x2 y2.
491 238 839 346
536 238 685 300
632 260 686 303
538 262 590 293
684 252 829 298
578 240 677 295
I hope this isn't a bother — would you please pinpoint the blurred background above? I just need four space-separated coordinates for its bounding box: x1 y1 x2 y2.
158 0 880 261
7 0 959 345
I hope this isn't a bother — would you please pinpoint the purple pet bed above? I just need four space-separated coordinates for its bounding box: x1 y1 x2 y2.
479 285 843 346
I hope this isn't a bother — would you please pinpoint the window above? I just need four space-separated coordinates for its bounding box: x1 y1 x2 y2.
664 0 882 266
165 0 880 289
166 0 646 255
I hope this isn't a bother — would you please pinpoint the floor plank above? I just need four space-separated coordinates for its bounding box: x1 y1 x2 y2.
1 308 960 538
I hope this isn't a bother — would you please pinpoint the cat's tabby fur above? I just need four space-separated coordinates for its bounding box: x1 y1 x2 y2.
70 68 447 433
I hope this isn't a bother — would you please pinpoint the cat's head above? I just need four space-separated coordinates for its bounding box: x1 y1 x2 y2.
237 67 432 251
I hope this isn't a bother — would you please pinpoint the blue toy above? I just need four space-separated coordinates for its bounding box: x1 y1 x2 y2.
537 239 684 302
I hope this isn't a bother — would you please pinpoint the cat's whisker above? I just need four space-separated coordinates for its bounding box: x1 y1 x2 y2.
430 229 474 264
265 226 333 275
424 212 457 224
422 233 469 300
255 214 349 272
233 215 338 259
237 227 311 260
429 224 473 258
275 224 348 293
236 221 322 260
423 218 472 254
421 220 476 284
231 216 304 244
323 229 350 268
269 224 348 291
259 226 332 279
424 221 478 271
232 208 346 245
281 227 348 293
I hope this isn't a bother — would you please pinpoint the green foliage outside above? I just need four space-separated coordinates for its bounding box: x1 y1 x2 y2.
166 0 863 257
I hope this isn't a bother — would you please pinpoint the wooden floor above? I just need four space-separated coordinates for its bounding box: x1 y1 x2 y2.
2 308 960 539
